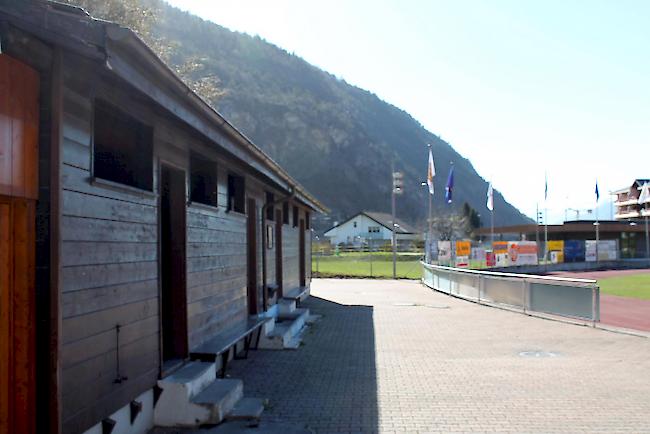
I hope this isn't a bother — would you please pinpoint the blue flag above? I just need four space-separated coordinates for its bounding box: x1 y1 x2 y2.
544 172 548 201
445 166 454 203
595 180 599 202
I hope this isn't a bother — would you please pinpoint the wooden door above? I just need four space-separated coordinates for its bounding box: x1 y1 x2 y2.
275 209 283 298
299 218 306 288
246 198 258 315
0 54 38 434
160 165 188 365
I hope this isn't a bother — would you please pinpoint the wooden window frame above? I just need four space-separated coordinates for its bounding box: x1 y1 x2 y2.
92 99 154 192
189 153 218 208
227 173 245 214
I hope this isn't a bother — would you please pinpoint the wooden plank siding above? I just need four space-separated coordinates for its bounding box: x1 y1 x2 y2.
186 169 248 348
59 59 160 433
56 53 312 433
21 39 323 433
282 219 301 292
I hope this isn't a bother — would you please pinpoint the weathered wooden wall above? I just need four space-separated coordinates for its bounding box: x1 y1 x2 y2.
282 216 301 292
59 55 160 433
56 52 314 433
186 170 248 349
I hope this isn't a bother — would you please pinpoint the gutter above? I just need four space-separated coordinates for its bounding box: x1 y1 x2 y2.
260 188 296 312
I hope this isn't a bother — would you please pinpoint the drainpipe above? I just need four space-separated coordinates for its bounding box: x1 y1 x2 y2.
261 187 296 312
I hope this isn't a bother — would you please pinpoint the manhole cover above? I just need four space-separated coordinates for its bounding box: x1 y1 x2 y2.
393 302 450 309
519 351 560 358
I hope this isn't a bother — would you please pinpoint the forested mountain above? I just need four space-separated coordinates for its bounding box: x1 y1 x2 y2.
154 2 531 229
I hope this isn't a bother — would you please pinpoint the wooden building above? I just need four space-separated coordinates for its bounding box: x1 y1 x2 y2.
0 2 326 434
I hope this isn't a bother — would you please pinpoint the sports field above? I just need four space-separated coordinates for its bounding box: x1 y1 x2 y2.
598 273 650 300
553 269 650 300
311 251 422 279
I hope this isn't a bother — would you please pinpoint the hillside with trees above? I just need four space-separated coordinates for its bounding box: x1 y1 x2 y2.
64 0 533 230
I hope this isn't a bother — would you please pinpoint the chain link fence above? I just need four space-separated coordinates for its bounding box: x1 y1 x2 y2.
311 242 423 279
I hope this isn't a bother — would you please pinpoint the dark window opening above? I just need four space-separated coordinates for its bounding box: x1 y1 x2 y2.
292 205 299 227
265 192 275 221
227 173 245 213
190 153 218 207
305 211 311 229
282 202 289 224
93 99 153 191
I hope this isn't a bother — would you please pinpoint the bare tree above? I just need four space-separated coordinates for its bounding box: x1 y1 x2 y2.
62 0 225 104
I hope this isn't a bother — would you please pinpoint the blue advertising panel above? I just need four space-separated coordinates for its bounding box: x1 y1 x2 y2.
563 240 585 263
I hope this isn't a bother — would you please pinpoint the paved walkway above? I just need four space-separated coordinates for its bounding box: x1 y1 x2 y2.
224 279 650 433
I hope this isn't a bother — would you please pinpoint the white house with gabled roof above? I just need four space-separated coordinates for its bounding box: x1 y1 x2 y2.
324 211 421 247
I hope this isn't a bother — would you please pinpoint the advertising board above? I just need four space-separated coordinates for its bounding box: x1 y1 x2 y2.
438 240 451 262
455 241 471 257
455 256 469 268
547 240 564 263
586 240 618 261
507 241 538 266
563 240 585 263
471 247 486 262
492 241 508 254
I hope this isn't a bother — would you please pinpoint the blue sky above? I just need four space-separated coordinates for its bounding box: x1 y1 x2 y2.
166 0 649 223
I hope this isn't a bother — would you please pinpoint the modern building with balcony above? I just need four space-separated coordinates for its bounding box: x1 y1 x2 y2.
612 179 650 220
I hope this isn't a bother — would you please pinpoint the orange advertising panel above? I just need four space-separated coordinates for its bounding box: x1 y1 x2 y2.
455 241 471 257
492 241 508 254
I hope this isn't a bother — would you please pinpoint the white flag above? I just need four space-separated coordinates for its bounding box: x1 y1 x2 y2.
639 182 650 205
426 148 435 195
486 182 494 211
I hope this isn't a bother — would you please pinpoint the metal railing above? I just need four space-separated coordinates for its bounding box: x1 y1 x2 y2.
421 262 600 323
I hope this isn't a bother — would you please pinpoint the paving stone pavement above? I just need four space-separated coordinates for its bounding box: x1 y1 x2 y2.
226 279 650 433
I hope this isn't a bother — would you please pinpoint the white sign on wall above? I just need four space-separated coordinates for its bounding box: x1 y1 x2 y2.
585 240 618 262
438 241 451 262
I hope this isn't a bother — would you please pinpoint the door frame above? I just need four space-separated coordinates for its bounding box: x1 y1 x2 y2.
158 162 189 371
275 208 283 298
299 218 306 288
246 198 259 315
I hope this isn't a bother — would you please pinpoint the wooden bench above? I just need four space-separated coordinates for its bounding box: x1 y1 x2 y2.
282 286 309 307
190 317 269 378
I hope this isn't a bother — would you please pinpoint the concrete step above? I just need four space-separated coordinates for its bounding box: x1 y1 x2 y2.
259 308 309 350
154 361 217 427
277 298 296 316
157 361 215 400
225 397 265 426
278 308 309 337
190 379 244 425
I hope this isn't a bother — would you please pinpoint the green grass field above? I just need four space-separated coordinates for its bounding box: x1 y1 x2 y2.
597 274 650 300
312 252 422 279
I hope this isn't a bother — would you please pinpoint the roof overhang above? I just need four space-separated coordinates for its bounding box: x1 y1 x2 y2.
0 1 328 214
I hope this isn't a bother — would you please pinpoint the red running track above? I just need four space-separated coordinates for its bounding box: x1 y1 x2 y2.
551 269 650 332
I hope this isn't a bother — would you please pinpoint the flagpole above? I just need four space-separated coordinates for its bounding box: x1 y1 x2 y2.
536 203 540 265
595 205 599 263
490 208 494 245
427 191 433 262
544 172 548 266
595 180 600 263
544 207 548 265
427 144 433 264
645 215 650 259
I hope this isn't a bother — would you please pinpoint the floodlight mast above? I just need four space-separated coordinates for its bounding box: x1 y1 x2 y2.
392 169 404 279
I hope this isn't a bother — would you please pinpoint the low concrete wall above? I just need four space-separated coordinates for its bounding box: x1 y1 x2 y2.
490 259 650 275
